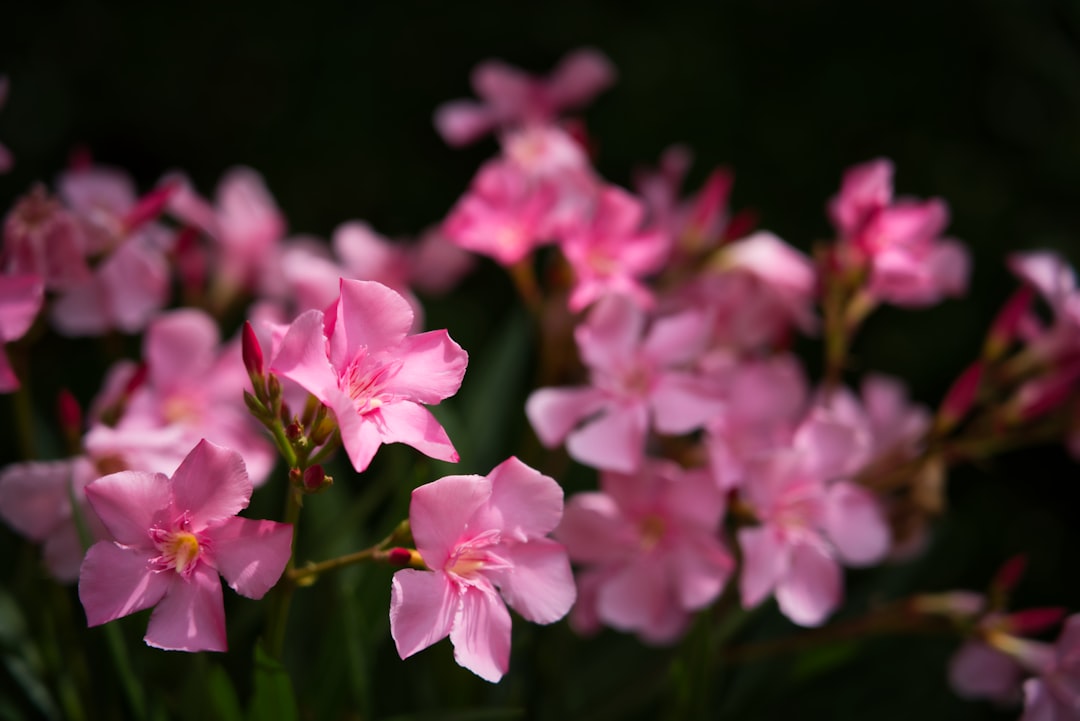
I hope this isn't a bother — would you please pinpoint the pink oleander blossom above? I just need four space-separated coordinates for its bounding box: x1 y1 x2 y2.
0 273 43 392
2 186 91 290
556 460 733 643
78 439 292 652
559 184 671 312
389 457 575 682
83 309 275 484
828 158 970 307
434 48 615 147
526 294 722 473
270 279 468 472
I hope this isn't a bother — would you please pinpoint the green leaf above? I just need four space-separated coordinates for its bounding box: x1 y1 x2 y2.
205 663 244 721
248 645 299 721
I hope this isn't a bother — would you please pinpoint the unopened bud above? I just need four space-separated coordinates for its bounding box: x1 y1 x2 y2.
1009 363 1080 422
983 285 1035 361
991 554 1027 596
285 421 303 441
241 321 265 380
935 361 983 433
386 547 423 567
123 180 178 233
301 465 332 493
1005 607 1067 636
57 388 82 437
310 415 336 447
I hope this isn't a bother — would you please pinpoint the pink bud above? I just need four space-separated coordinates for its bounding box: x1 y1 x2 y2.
983 285 1035 361
1006 607 1067 636
123 180 179 233
56 388 82 437
386 547 414 567
241 321 264 378
936 361 983 432
686 167 733 241
301 465 332 493
992 554 1027 595
1011 363 1080 422
124 363 149 396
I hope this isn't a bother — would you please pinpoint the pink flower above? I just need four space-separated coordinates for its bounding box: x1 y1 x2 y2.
270 279 468 472
559 185 671 312
77 440 291 651
389 457 575 682
78 440 292 651
2 186 91 290
526 294 722 473
828 158 970 307
0 273 43 392
556 460 733 643
434 48 616 147
1019 615 1080 721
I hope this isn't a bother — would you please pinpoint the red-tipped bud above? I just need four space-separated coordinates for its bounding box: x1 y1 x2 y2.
1009 363 1080 422
174 226 207 296
686 167 734 243
56 388 82 437
123 180 179 232
984 285 1036 361
285 421 303 441
124 362 149 396
936 361 984 433
301 464 332 493
722 207 759 244
386 547 418 567
991 554 1028 595
1005 607 1068 636
241 321 265 379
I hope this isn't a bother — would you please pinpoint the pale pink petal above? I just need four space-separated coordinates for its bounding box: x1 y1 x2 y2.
389 569 458 658
78 542 167 626
668 533 732 611
434 100 498 146
143 565 227 652
488 539 575 624
375 401 459 463
738 526 787 609
641 309 710 366
204 517 292 599
390 330 468 405
596 556 676 637
450 584 513 683
565 404 647 473
99 238 170 333
85 471 171 546
948 641 1023 702
57 165 137 218
144 309 219 388
472 60 532 116
409 474 492 565
270 309 337 403
775 542 842 627
546 48 616 109
666 466 727 530
169 439 252 529
650 372 725 435
332 396 386 472
575 295 646 372
0 460 76 540
332 279 413 363
793 410 870 481
0 274 44 341
481 456 564 540
1020 678 1057 721
525 386 606 448
556 492 638 564
824 482 890 566
828 158 894 234
1010 251 1076 309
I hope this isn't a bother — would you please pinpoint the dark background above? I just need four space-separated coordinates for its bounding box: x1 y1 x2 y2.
2 1 1080 719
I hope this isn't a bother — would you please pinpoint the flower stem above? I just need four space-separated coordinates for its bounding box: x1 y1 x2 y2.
263 485 304 660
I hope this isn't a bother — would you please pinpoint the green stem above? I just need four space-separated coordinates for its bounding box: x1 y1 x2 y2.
289 522 422 584
102 623 146 718
263 486 304 660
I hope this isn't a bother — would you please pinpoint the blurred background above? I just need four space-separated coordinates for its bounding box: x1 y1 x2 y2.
2 1 1080 719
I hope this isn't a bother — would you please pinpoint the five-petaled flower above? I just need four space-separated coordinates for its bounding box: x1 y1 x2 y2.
389 457 575 682
77 439 293 652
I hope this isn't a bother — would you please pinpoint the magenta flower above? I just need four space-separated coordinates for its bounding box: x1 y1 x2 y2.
270 279 468 472
0 273 43 392
389 457 575 682
556 460 733 643
78 439 292 652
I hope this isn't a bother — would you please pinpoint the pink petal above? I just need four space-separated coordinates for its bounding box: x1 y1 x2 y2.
596 556 682 641
433 101 497 146
389 569 458 659
99 237 170 333
525 386 606 448
144 565 227 652
449 584 512 683
546 48 616 109
565 404 647 473
410 474 492 566
1020 678 1057 721
575 294 645 372
270 309 337 404
0 460 77 540
488 538 575 624
948 641 1023 702
828 158 894 234
0 274 44 341
78 542 167 626
670 533 733 611
481 456 564 540
331 279 412 364
775 542 842 627
738 526 787 609
555 492 638 564
641 309 710 366
390 330 468 404
650 372 725 435
49 279 110 337
332 395 386 472
170 440 252 529
375 401 459 463
823 482 890 566
145 309 219 388
204 517 293 599
85 471 171 546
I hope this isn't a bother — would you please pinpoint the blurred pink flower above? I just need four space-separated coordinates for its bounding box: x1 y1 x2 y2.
78 439 292 651
390 457 574 682
556 460 733 643
270 279 467 472
527 294 722 473
434 48 615 147
2 186 91 290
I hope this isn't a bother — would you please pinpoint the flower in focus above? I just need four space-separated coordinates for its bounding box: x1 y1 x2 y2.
390 457 575 682
78 439 292 652
270 279 468 472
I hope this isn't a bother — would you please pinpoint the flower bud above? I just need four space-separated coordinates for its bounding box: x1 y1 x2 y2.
301 465 332 494
983 285 1035 361
935 361 983 433
241 321 265 380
